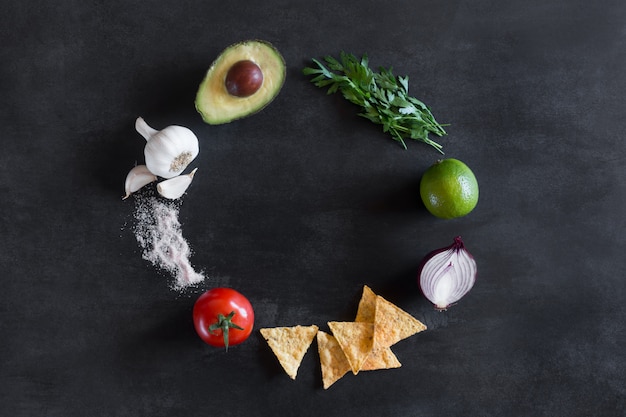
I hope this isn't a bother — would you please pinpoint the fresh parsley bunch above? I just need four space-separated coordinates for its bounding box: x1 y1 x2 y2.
303 52 447 152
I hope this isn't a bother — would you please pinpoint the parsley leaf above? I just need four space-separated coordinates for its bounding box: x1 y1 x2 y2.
303 52 447 152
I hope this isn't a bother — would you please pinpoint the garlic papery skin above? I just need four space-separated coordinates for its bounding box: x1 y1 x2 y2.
136 117 199 179
157 168 198 200
123 165 157 199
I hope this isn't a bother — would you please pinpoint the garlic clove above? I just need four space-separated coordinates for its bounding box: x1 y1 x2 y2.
137 117 200 179
157 168 198 200
123 165 157 199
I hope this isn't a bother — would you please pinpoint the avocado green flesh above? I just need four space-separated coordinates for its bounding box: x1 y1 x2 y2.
195 40 286 125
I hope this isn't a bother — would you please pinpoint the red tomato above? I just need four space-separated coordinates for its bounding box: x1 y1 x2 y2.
192 288 254 350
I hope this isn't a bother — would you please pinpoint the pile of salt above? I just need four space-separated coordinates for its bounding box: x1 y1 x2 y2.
133 194 204 290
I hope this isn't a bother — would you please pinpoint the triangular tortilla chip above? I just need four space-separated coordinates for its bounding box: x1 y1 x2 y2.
316 331 351 389
260 325 319 380
374 296 426 348
327 321 374 375
355 285 377 323
360 346 402 371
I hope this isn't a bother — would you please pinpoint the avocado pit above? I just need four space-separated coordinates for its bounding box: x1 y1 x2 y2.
225 60 263 97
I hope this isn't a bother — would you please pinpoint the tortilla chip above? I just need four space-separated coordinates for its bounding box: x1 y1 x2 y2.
373 296 426 349
260 325 319 380
327 321 374 375
360 346 402 371
355 285 377 323
316 331 351 389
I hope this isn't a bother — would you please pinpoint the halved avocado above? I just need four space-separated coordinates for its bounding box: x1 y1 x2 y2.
195 40 286 124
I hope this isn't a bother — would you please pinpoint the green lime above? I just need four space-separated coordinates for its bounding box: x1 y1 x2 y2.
419 158 479 219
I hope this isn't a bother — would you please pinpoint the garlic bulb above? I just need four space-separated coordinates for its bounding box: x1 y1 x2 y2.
123 164 157 199
157 168 198 199
136 117 199 179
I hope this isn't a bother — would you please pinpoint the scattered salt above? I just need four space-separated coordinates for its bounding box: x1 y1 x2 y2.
133 192 205 290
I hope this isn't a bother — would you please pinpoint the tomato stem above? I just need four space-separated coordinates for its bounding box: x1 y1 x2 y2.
208 311 244 351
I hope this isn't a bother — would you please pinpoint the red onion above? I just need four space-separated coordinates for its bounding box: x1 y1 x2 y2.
418 236 477 310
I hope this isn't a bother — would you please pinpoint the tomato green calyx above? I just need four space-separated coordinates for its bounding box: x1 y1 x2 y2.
208 311 244 351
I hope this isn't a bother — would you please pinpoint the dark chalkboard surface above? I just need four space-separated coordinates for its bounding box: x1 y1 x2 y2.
2 0 625 416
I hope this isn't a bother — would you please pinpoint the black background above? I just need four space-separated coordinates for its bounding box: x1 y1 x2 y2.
2 0 625 416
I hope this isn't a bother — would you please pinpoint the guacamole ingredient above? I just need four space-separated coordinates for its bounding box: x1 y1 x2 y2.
418 236 477 310
193 288 255 350
195 40 286 124
225 60 264 97
133 195 205 290
420 158 479 219
156 168 198 200
303 52 447 152
136 117 199 179
123 165 157 199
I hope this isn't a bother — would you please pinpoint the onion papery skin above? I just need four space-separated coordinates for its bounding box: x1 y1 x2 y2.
418 236 477 310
